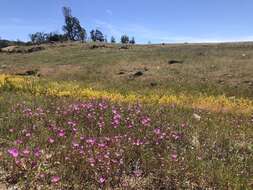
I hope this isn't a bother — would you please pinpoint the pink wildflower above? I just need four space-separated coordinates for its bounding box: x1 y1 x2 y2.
86 138 96 145
51 176 60 183
22 149 30 156
154 128 161 135
57 130 65 137
171 153 178 161
141 116 151 126
8 148 19 158
133 169 143 177
34 147 42 157
9 128 14 133
48 137 55 144
99 176 106 184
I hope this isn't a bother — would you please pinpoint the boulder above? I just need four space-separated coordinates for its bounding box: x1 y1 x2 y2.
168 60 184 64
150 82 158 87
16 69 39 76
133 71 143 77
118 71 125 75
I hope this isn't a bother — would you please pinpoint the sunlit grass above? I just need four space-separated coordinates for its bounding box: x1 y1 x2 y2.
1 74 253 115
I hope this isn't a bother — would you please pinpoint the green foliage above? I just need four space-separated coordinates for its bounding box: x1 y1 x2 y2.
129 37 135 44
29 32 67 44
47 32 67 42
29 32 48 44
90 29 105 42
62 7 87 42
111 36 116 43
121 35 129 44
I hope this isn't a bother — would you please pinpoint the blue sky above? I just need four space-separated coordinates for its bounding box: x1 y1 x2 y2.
0 0 253 44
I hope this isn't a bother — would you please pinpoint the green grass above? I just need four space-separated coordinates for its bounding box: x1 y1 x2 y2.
0 42 252 189
1 42 253 97
0 91 252 189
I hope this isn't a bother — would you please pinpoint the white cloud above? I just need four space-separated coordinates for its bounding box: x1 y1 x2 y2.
105 9 113 15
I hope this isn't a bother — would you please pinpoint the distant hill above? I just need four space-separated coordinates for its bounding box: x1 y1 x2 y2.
0 39 27 49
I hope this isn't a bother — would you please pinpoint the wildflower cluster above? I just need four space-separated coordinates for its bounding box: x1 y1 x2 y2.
0 74 252 114
1 96 252 189
3 100 192 189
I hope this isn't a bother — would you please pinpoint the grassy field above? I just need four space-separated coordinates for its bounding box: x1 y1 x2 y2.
0 42 252 189
1 42 253 97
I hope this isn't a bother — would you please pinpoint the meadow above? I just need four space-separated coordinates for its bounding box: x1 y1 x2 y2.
0 42 252 189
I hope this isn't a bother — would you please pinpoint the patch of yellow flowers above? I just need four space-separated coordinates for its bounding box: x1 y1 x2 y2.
1 74 253 114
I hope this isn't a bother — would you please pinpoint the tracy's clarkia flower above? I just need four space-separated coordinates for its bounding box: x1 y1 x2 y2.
8 148 19 158
72 141 79 148
99 177 106 184
154 128 161 135
86 138 96 145
9 128 14 133
171 153 178 161
141 116 151 126
57 130 65 137
51 176 60 183
67 121 77 127
15 139 23 145
22 149 30 156
48 137 55 143
133 169 143 177
34 147 42 157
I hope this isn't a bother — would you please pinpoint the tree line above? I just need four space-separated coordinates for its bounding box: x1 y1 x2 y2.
29 7 135 45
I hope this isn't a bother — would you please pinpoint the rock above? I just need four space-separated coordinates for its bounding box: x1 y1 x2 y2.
118 71 125 75
16 69 39 76
133 71 143 77
193 113 201 121
243 80 252 84
150 82 157 87
168 60 184 64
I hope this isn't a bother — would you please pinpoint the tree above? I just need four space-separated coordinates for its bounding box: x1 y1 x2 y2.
121 35 129 44
29 32 48 44
62 6 87 42
129 37 135 44
47 32 67 42
0 37 10 48
90 29 105 42
110 36 116 43
29 32 67 44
